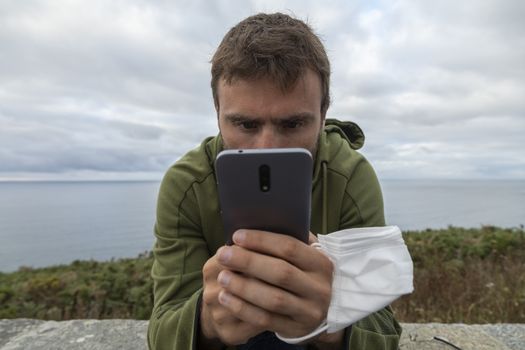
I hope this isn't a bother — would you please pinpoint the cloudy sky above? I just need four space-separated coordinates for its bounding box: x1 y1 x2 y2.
1 0 524 181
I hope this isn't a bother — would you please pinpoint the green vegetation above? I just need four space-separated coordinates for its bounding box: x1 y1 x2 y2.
392 225 525 323
1 226 524 323
0 253 153 320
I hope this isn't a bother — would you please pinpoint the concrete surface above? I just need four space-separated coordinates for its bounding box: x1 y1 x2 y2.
400 323 525 350
0 319 524 349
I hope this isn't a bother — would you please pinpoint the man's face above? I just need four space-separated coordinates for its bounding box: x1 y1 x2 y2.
217 69 325 156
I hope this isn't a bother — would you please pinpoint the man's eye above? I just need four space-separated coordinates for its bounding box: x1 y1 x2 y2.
238 121 258 130
282 120 303 129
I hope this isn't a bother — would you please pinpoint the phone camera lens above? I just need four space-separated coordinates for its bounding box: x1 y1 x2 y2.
259 165 270 192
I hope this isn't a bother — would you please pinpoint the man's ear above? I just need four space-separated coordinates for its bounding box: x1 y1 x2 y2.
216 110 223 133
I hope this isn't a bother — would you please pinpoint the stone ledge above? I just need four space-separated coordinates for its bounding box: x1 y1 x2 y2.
0 319 524 350
400 323 525 350
0 319 147 350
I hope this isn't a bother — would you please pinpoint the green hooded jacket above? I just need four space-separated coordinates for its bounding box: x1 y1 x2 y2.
148 119 402 349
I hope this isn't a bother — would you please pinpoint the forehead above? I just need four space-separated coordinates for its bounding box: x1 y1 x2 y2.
217 69 322 118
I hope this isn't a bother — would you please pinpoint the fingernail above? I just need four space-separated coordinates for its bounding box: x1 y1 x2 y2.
233 230 245 244
218 247 232 263
217 271 231 287
218 290 231 305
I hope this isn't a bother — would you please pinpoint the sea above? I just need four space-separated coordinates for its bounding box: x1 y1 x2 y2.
0 180 524 272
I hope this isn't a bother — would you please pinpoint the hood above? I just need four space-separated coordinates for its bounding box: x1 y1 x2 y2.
314 118 365 234
323 118 365 150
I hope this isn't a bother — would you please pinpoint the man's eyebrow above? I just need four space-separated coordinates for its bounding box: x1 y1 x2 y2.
224 112 316 123
274 113 316 123
224 114 259 122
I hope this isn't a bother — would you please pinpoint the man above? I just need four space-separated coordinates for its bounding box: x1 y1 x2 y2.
148 13 401 350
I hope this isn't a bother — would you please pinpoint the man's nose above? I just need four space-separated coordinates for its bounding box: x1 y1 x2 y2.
254 127 280 148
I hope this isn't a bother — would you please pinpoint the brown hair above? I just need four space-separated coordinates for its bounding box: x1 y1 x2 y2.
211 13 331 116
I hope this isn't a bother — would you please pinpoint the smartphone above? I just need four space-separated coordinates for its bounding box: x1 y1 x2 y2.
215 148 312 244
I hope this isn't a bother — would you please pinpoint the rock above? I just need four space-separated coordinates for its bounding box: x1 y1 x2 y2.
477 324 525 350
0 319 148 350
399 323 525 350
1 319 524 350
0 319 44 348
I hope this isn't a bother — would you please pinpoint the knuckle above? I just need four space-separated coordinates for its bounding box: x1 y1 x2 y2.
275 264 295 287
268 291 287 310
255 312 272 329
323 255 334 274
230 298 245 316
202 287 218 306
319 283 332 301
202 258 217 279
211 309 225 325
280 239 298 260
315 249 333 273
310 306 326 325
313 285 331 312
202 263 211 279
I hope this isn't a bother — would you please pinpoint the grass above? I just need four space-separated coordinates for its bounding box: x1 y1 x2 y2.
1 226 524 323
0 253 153 320
391 225 525 323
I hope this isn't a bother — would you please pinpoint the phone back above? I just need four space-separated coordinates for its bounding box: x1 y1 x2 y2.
215 148 312 244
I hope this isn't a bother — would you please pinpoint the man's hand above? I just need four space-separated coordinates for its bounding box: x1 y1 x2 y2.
200 251 265 347
215 229 340 344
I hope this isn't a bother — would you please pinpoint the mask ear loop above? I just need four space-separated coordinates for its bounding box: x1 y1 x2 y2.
275 322 329 344
310 242 322 249
274 241 333 344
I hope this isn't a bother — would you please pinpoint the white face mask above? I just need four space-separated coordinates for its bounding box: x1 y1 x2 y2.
276 226 414 344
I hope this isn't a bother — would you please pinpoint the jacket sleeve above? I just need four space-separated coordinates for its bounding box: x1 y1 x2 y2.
147 168 211 350
339 157 403 350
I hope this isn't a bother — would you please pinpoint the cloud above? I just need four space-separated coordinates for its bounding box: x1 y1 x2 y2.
0 0 523 180
325 0 525 179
